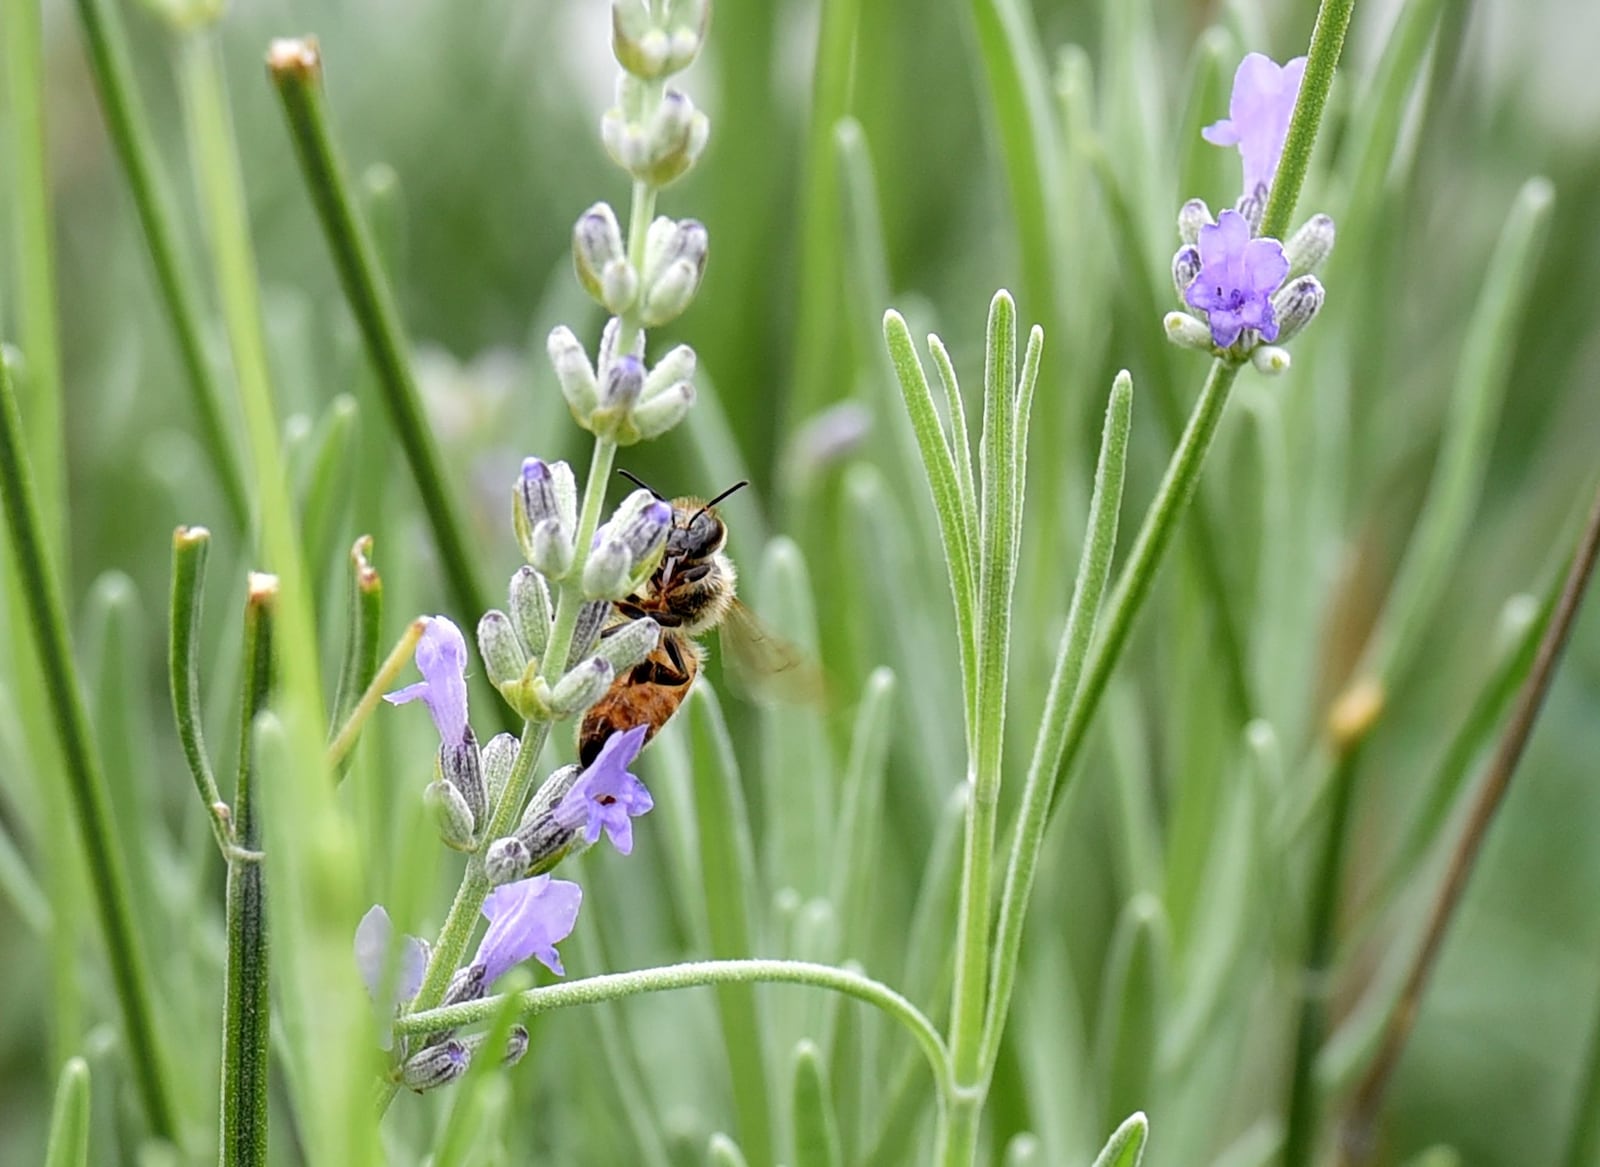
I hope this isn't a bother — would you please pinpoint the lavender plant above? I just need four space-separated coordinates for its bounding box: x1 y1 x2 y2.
6 0 1599 1163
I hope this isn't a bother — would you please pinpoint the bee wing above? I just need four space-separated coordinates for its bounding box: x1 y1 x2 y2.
717 600 825 706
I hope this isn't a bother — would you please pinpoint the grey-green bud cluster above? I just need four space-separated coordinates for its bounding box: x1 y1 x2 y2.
612 0 708 80
485 764 587 886
513 457 578 579
547 318 697 445
584 489 672 600
602 79 710 189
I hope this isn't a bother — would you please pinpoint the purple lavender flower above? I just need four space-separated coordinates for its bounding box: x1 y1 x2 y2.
384 616 470 744
553 723 654 855
1183 209 1289 348
477 875 583 978
1203 53 1307 198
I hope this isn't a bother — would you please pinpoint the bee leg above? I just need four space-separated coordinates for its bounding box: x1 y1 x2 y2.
645 636 695 686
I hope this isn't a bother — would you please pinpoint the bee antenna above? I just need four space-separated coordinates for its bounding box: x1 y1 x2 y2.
700 477 748 509
691 477 752 525
616 468 665 500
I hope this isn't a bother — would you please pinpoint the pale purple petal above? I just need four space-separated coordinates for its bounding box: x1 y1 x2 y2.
1242 237 1290 293
1205 53 1307 195
477 876 583 980
384 616 470 744
553 724 653 854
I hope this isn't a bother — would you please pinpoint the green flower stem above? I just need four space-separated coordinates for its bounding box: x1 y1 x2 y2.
222 577 275 1167
1343 474 1600 1167
0 351 180 1140
982 372 1133 1075
67 0 250 529
329 536 384 741
169 526 234 853
393 959 953 1099
1260 0 1355 242
325 618 426 772
267 40 492 630
4 0 66 553
1048 359 1241 816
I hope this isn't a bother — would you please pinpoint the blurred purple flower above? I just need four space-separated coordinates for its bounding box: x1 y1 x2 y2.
1183 209 1289 348
554 724 654 855
384 616 470 744
477 875 583 979
355 905 429 1049
1203 53 1307 197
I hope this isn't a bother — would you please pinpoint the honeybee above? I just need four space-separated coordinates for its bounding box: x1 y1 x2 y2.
577 475 814 765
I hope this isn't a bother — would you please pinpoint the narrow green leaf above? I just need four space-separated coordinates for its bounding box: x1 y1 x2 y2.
758 538 833 898
0 810 48 934
882 311 977 726
843 465 962 834
430 969 534 1167
1366 178 1555 685
0 349 179 1138
830 668 896 962
792 1040 844 1167
1003 1133 1042 1167
686 685 774 1167
1090 1112 1150 1167
1093 897 1169 1132
329 536 383 742
708 1133 750 1167
43 1057 90 1167
297 394 358 601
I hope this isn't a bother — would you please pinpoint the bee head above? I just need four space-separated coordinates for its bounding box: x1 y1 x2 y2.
619 470 745 563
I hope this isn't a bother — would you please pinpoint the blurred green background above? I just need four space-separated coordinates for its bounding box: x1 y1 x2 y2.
3 0 1600 1163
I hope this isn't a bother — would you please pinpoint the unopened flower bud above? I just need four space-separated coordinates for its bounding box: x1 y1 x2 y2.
663 0 709 73
611 1 672 78
605 89 710 187
1172 246 1201 302
1251 345 1292 374
1177 198 1214 246
484 836 533 886
584 494 671 598
400 1039 469 1092
596 315 643 375
632 381 695 440
591 617 660 674
481 732 519 808
599 259 639 316
440 728 487 824
639 258 704 327
643 344 696 400
529 518 575 581
509 566 552 657
501 1025 530 1067
1284 214 1336 280
523 765 584 829
442 963 487 1009
425 779 478 851
567 600 610 669
599 354 645 411
548 657 615 719
1163 311 1215 352
573 203 631 310
547 328 599 421
1270 275 1325 343
478 610 528 689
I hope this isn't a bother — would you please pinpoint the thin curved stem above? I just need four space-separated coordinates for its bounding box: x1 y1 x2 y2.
395 959 954 1101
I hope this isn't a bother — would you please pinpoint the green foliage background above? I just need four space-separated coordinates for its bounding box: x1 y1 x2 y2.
2 0 1599 1163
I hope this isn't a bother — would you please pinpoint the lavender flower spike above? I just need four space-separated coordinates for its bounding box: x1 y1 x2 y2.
477 875 583 979
553 723 654 855
384 615 470 744
1203 53 1307 199
1183 209 1289 349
